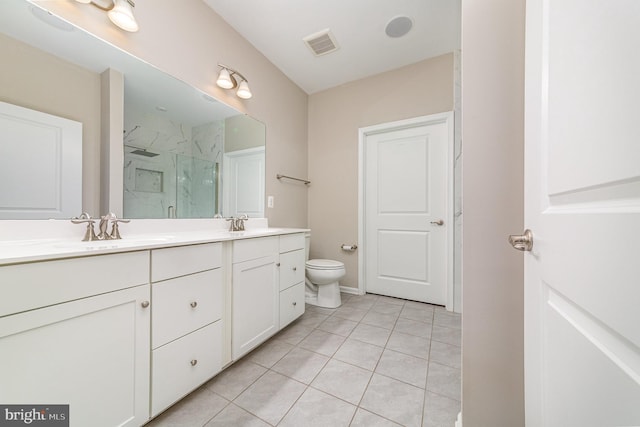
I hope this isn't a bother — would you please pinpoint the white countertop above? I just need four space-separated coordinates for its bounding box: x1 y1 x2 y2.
0 219 308 266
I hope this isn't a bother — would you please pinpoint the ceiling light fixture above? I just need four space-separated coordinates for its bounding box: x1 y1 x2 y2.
74 0 139 33
216 64 252 99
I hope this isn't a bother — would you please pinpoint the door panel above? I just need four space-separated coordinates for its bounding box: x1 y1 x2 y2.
524 0 640 424
377 136 429 213
363 114 451 305
378 230 428 283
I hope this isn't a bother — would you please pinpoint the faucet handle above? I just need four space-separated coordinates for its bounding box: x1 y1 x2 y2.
109 217 131 240
226 217 238 232
71 213 97 241
237 213 248 231
71 212 93 223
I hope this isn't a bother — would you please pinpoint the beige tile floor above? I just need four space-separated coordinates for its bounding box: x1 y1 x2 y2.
147 293 461 427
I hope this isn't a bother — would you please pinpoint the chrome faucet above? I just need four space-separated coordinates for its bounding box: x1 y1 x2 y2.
98 212 116 240
226 214 248 232
237 214 248 231
72 212 130 241
100 212 130 240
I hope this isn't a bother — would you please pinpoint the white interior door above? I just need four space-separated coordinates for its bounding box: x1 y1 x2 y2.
223 146 265 218
361 114 452 305
0 101 82 219
524 1 640 425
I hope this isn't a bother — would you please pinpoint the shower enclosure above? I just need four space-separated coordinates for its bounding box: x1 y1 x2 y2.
124 148 219 219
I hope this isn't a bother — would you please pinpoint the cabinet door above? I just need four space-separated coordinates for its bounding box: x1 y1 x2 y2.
152 268 223 349
0 285 150 427
280 282 305 329
279 249 305 291
232 254 278 359
151 321 222 416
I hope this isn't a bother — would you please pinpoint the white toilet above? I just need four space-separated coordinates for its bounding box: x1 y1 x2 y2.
304 233 345 308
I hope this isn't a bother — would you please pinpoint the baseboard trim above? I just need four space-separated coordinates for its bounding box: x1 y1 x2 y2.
340 286 363 295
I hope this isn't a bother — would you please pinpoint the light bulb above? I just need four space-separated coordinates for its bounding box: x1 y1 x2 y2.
236 80 252 99
107 0 139 32
216 68 235 89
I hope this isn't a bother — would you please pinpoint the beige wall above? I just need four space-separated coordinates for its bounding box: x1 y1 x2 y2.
461 0 525 425
308 55 454 289
34 0 309 227
0 32 102 215
225 115 266 153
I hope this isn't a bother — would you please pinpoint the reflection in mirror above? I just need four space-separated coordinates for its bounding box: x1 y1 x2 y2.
0 0 266 219
123 112 266 219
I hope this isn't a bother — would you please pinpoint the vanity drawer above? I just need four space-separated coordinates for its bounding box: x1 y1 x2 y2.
0 251 149 318
152 242 222 282
151 268 222 348
279 282 305 329
279 249 305 291
280 233 305 253
233 236 278 263
151 321 222 416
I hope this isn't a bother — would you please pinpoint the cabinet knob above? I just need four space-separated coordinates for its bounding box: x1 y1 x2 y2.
190 301 198 308
292 302 297 306
276 262 281 267
190 359 198 366
141 301 150 308
292 267 297 271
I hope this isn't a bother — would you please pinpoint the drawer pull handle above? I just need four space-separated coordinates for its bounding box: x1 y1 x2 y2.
292 302 297 306
190 359 198 366
141 301 150 308
190 301 198 308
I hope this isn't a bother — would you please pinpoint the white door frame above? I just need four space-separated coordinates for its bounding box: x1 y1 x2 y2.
358 113 455 310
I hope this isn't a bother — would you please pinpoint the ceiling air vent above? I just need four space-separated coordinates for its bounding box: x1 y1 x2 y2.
303 29 339 56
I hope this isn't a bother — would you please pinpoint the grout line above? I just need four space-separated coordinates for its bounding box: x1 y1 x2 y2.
203 293 460 426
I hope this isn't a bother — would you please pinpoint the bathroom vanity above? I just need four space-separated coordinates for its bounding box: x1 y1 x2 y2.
0 220 307 426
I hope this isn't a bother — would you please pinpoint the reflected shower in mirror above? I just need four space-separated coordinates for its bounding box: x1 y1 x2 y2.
122 82 266 218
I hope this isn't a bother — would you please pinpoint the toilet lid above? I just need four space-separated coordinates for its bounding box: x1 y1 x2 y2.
306 259 345 270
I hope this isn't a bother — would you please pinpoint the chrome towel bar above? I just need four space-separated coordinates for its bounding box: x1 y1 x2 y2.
276 174 310 185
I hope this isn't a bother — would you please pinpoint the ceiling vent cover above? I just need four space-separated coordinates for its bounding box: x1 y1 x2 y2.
303 29 339 56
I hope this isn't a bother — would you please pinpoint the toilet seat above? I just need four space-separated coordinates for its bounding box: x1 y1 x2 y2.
306 259 345 270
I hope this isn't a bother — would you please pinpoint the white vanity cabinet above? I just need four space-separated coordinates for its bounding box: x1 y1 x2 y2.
231 236 279 360
0 252 150 427
150 243 224 417
278 233 306 328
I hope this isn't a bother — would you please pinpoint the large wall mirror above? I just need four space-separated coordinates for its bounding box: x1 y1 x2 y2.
0 0 265 220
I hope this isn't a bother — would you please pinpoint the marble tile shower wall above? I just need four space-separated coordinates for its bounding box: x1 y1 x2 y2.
453 49 462 312
123 109 224 218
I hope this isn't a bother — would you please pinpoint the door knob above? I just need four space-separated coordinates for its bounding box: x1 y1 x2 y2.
430 219 444 226
508 229 533 252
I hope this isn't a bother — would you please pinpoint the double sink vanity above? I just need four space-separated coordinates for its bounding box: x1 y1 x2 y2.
0 218 307 426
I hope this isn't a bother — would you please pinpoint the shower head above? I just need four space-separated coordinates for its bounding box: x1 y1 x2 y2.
130 149 159 157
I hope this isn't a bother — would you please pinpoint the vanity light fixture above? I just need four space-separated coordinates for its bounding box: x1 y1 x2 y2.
74 0 139 33
216 64 253 99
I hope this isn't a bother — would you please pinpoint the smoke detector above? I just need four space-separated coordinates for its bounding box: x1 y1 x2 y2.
303 29 339 56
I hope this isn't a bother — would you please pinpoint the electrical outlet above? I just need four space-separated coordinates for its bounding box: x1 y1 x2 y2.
267 196 274 208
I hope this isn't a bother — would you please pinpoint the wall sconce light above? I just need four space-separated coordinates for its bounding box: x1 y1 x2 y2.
75 0 139 33
216 64 253 99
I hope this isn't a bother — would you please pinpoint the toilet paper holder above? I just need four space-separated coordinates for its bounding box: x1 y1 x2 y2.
341 244 358 251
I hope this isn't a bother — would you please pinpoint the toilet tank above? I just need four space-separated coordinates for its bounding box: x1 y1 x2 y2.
305 232 311 261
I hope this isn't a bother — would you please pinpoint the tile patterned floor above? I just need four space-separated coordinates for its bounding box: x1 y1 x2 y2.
147 293 461 427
